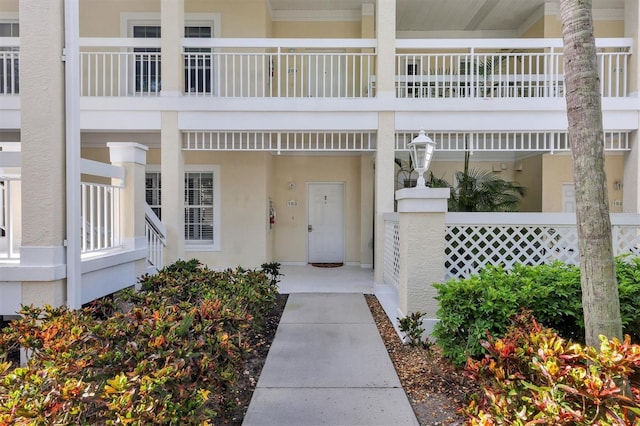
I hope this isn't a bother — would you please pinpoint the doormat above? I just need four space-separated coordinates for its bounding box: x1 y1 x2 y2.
311 263 344 268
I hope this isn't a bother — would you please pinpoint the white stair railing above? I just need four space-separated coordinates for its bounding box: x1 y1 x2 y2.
145 204 166 271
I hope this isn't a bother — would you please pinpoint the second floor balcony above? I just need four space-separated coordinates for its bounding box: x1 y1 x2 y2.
0 37 633 101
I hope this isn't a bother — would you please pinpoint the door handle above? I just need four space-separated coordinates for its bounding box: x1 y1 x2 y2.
308 225 313 232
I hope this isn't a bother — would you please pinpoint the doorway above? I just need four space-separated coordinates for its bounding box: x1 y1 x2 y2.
307 183 345 263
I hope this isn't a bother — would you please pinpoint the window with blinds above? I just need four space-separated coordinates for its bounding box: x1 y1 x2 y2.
184 171 215 243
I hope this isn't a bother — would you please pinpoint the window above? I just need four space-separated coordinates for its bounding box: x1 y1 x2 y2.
133 25 161 93
184 167 220 249
184 26 212 93
131 21 214 94
145 171 161 219
0 22 19 94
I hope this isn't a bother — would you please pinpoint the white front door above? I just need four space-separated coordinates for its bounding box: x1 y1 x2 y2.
308 183 345 263
562 183 576 213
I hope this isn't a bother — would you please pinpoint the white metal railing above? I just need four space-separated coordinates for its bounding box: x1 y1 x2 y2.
80 159 124 255
383 213 401 288
79 38 162 96
0 177 19 260
395 131 630 152
182 38 376 98
392 38 631 99
145 204 166 271
78 37 375 98
0 38 19 96
444 213 640 280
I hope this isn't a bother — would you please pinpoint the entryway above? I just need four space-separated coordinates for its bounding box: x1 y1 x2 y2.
307 182 345 264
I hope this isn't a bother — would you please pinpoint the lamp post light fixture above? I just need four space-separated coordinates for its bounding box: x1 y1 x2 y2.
408 130 437 187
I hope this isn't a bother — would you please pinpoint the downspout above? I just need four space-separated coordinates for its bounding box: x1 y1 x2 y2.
64 0 81 309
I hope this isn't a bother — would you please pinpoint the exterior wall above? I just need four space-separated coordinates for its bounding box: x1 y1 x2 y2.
79 0 159 37
180 151 269 268
515 155 543 212
265 152 274 261
542 153 625 212
271 155 362 264
272 21 362 38
0 0 17 13
520 17 544 38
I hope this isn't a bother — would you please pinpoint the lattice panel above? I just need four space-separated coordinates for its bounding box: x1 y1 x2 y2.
445 225 580 280
383 220 401 288
613 227 640 257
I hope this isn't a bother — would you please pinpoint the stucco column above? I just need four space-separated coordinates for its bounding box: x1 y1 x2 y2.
623 0 640 212
107 143 148 263
161 0 184 96
19 0 67 308
360 153 374 268
396 187 450 334
374 0 397 281
161 112 185 263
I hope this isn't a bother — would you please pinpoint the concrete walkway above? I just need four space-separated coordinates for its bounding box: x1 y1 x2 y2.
243 293 419 426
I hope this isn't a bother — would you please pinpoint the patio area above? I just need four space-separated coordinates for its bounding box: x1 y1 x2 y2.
277 264 375 294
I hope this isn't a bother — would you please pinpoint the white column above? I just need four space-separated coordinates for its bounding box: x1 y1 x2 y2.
360 153 374 268
107 143 148 273
19 0 67 308
396 187 450 334
161 112 185 263
623 0 640 212
161 0 184 97
374 0 397 282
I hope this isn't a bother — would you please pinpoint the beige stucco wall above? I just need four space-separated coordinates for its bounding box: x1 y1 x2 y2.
271 155 362 264
0 0 18 13
515 155 543 212
178 151 267 268
272 21 361 38
544 16 624 38
521 16 544 38
78 0 271 37
542 153 624 212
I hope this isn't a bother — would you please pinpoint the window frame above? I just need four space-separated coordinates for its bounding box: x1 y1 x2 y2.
184 165 221 251
121 13 221 95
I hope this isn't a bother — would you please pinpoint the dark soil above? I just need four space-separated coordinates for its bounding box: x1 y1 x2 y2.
221 293 288 424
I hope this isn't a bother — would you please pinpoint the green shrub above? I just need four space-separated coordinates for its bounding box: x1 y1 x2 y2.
433 258 640 365
464 311 640 425
0 260 281 425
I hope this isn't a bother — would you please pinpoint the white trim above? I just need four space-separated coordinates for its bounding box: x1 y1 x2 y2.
0 13 19 22
183 164 221 251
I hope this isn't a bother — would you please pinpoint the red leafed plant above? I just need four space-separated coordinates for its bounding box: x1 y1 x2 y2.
464 310 640 425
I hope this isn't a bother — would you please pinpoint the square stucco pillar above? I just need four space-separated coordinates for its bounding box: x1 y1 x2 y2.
107 142 149 279
396 187 450 334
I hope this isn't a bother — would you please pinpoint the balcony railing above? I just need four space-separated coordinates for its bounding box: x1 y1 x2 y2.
392 38 631 99
3 37 632 99
80 159 123 255
0 176 19 260
0 38 19 95
78 38 376 98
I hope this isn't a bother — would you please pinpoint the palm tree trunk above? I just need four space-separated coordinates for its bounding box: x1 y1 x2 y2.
560 0 622 347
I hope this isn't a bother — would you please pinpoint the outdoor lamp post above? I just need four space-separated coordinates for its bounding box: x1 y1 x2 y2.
408 130 436 187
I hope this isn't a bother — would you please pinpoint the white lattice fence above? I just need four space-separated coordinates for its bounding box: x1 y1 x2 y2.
445 213 640 280
383 213 401 288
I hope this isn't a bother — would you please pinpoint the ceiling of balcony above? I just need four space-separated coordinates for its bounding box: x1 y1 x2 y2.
268 0 624 32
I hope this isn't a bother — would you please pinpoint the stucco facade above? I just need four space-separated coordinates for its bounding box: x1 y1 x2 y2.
0 0 638 313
